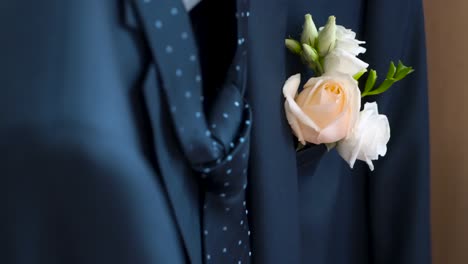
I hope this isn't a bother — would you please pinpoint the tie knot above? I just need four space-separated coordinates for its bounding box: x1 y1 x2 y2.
195 106 251 197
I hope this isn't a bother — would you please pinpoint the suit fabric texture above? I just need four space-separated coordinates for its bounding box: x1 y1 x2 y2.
0 0 430 263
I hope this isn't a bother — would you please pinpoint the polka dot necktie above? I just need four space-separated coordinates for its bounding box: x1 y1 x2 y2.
133 0 252 263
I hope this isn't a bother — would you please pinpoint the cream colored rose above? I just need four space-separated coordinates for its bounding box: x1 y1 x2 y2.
283 73 361 145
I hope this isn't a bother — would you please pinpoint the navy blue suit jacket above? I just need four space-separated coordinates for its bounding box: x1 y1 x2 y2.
0 0 430 263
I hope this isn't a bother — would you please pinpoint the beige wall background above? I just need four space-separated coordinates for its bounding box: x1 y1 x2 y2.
424 0 468 263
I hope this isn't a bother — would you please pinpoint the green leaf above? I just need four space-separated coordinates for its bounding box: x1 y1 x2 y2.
394 67 415 81
364 70 377 94
396 60 405 73
362 60 415 97
386 61 397 79
353 69 367 81
366 79 396 95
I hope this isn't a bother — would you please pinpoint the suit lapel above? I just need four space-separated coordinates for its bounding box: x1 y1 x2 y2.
142 65 202 264
126 0 204 262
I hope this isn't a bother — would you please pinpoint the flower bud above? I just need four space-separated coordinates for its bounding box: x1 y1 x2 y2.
301 14 318 46
302 43 319 64
317 16 337 56
285 39 302 55
302 44 323 74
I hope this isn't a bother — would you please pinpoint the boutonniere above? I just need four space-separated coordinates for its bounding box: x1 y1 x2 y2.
284 14 414 171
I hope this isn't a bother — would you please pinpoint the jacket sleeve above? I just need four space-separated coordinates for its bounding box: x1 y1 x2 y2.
0 1 185 263
364 0 431 263
0 130 185 264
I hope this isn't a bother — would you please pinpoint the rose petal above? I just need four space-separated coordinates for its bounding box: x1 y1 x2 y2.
284 101 306 145
321 72 361 140
287 97 321 131
283 76 321 131
299 84 345 129
300 79 327 107
282 73 301 98
299 123 320 144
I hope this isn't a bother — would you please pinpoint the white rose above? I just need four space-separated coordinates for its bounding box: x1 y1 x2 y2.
336 102 390 171
335 26 367 56
322 25 369 76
